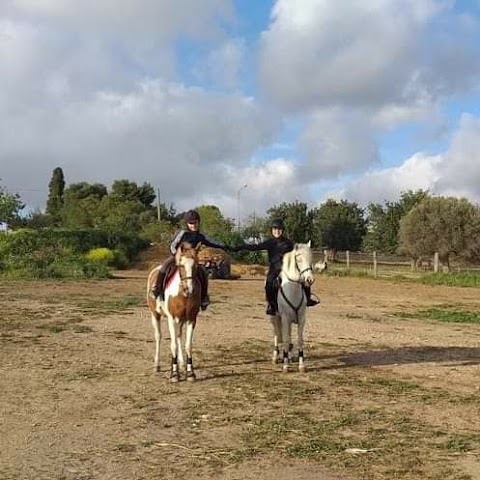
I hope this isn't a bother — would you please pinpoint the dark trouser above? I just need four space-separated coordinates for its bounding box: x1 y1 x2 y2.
198 266 208 301
265 266 281 306
304 285 312 299
154 256 175 295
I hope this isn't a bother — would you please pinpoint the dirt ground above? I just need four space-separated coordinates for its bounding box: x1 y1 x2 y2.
1 271 480 480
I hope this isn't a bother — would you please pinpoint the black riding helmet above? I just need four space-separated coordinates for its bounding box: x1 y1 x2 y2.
271 218 285 229
184 209 201 223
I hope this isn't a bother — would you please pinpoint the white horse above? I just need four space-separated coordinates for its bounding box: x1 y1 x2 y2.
146 242 202 382
270 241 315 372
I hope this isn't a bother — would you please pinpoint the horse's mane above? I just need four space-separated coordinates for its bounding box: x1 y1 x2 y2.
282 243 312 275
282 248 295 273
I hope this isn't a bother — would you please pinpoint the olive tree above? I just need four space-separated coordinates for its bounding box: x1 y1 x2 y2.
399 196 477 269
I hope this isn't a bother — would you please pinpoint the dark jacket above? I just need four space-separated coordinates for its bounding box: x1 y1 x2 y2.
170 230 228 255
240 236 294 270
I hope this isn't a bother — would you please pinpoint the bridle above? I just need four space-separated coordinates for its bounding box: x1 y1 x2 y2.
279 248 314 321
178 256 198 296
285 251 313 285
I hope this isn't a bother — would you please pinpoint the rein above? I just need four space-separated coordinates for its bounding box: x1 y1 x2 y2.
279 285 305 323
279 249 313 323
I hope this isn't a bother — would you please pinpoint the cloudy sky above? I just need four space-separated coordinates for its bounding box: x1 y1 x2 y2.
1 0 480 223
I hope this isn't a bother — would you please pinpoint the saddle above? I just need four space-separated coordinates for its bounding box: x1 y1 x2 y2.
161 264 204 291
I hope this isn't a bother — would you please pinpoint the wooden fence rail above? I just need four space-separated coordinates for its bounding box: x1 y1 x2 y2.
311 250 480 278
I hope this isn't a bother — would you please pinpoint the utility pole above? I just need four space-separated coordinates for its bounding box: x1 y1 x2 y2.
237 184 247 230
157 187 161 221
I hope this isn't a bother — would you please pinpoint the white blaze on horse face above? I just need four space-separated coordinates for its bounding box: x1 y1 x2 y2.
180 255 195 295
297 246 314 286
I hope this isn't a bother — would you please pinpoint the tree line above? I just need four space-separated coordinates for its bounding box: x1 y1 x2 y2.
2 167 480 268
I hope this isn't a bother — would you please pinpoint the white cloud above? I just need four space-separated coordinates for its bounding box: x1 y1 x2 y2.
0 79 279 212
328 113 480 207
5 0 234 39
433 114 480 202
259 0 480 118
298 109 379 179
2 0 480 222
193 158 308 222
336 152 442 206
205 38 246 88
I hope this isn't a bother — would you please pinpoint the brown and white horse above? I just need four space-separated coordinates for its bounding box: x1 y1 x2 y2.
270 241 315 372
146 242 202 382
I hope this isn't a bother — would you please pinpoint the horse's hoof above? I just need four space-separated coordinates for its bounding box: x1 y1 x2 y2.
282 365 289 373
170 373 180 383
299 365 306 373
186 371 196 382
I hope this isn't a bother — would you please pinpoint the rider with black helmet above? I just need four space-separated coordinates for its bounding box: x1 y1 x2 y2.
149 209 233 310
234 218 319 315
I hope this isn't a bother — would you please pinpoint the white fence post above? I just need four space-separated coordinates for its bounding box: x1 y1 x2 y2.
346 250 350 270
433 252 439 273
373 251 378 278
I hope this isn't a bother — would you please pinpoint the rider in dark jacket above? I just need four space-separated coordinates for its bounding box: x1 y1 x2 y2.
150 209 233 310
235 218 319 315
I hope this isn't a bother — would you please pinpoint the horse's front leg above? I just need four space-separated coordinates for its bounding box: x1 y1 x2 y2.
176 336 185 371
297 314 306 372
281 318 292 372
184 320 196 381
270 315 281 364
167 315 180 382
151 312 161 372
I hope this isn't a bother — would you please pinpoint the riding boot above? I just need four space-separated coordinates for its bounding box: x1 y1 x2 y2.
304 285 320 307
265 282 278 315
150 271 166 301
199 267 210 311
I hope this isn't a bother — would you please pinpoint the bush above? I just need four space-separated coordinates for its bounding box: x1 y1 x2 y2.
85 248 116 265
0 228 148 278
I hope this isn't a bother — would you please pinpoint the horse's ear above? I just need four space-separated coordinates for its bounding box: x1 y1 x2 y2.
195 244 201 253
307 240 311 248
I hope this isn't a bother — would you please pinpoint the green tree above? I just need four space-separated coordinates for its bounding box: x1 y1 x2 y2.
152 203 177 224
45 167 65 225
110 180 156 209
399 196 477 268
0 184 24 224
267 201 311 243
311 199 366 257
94 196 145 233
241 213 267 241
463 206 480 263
364 190 429 253
195 205 233 237
61 182 108 228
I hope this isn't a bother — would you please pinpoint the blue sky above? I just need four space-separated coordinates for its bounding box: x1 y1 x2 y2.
1 0 480 223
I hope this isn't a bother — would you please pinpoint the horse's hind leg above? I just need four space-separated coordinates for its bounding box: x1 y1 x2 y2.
270 315 281 364
151 312 161 372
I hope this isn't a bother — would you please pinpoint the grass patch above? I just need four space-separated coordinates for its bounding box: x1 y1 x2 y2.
394 307 480 324
419 272 480 287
